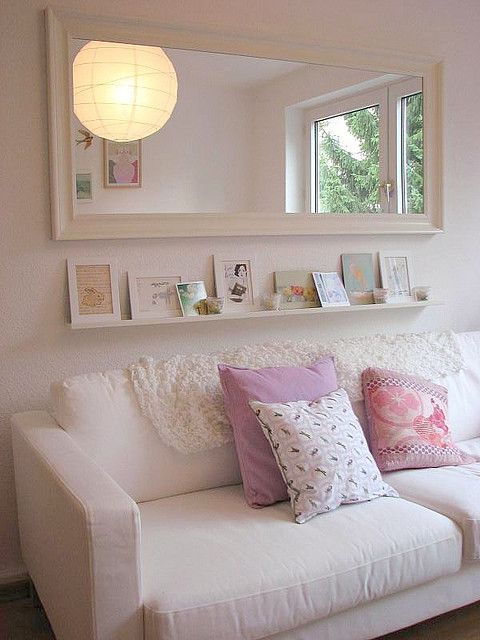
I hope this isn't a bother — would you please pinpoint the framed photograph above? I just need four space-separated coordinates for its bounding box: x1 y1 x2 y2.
128 274 181 319
341 253 375 304
176 281 208 317
312 272 350 307
104 140 142 187
67 259 121 325
75 172 93 202
274 270 319 309
214 256 256 312
379 251 415 300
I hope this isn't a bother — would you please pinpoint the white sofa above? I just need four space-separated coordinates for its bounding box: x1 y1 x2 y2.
11 331 480 640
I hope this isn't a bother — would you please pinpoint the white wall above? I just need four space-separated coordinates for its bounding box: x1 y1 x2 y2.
2 0 480 582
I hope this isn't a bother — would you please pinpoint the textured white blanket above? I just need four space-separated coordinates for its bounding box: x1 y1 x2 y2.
128 331 464 454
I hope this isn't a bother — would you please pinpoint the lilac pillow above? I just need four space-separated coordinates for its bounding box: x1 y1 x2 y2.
218 357 338 507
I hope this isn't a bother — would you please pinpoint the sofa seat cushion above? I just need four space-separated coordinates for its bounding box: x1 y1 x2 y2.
386 437 480 561
139 485 461 640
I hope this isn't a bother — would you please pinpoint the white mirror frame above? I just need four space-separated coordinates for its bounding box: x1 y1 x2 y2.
46 7 443 240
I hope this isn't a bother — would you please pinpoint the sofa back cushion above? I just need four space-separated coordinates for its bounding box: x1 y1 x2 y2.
51 369 241 503
49 331 480 504
436 332 480 442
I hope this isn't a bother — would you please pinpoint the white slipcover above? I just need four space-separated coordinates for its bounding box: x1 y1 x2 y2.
51 370 241 502
12 331 480 640
12 411 143 640
386 438 480 561
139 485 461 640
439 331 480 442
49 332 480 505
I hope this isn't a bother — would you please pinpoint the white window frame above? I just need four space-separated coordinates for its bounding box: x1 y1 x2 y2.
388 77 423 214
306 78 423 215
305 88 388 214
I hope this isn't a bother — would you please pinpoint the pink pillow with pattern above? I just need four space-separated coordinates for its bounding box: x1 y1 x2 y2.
362 367 477 472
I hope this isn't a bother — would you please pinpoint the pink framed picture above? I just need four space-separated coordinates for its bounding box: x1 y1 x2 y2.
104 140 141 187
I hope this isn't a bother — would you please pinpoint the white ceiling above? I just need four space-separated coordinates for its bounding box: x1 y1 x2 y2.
165 47 309 88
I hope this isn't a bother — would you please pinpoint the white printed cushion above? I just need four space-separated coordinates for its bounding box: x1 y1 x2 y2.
250 389 398 523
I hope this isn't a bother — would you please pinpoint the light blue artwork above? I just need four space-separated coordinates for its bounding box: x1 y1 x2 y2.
341 254 375 295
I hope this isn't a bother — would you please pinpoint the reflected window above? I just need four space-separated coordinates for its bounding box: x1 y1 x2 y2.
315 105 380 214
400 92 423 214
308 78 423 214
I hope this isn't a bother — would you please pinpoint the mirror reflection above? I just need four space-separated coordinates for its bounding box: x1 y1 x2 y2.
71 40 423 216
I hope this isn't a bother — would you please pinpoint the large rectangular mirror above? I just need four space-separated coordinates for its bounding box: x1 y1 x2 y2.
47 8 442 239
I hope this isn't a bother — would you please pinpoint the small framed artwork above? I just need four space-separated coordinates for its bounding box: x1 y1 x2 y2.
75 172 93 202
379 251 414 300
312 272 350 307
214 256 256 312
341 253 375 304
128 274 181 319
67 259 121 325
176 281 208 317
104 140 141 187
274 271 319 309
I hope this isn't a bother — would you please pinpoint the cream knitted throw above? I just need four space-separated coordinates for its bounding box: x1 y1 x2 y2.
128 331 464 454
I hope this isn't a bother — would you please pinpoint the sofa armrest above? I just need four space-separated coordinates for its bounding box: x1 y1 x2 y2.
12 411 143 640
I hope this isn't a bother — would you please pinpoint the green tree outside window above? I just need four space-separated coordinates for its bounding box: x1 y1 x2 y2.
316 93 423 214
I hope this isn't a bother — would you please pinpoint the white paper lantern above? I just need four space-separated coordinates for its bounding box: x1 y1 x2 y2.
73 41 178 142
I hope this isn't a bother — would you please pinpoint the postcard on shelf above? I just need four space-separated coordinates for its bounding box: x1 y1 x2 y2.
379 251 415 301
341 253 375 304
176 281 208 317
214 256 256 312
274 271 319 309
67 259 121 325
128 274 181 319
312 272 350 307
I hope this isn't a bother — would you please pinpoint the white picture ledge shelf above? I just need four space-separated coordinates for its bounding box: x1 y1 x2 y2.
70 300 443 329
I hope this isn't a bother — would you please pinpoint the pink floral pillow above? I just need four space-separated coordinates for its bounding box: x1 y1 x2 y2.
362 367 477 472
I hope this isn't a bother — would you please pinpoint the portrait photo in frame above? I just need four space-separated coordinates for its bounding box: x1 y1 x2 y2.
104 140 142 187
128 274 181 319
379 251 415 300
214 256 256 312
67 259 121 325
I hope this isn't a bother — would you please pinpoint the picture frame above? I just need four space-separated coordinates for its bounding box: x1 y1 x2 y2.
341 253 375 304
128 274 181 319
312 272 350 307
274 270 319 309
176 281 208 317
67 259 121 325
104 139 142 187
379 251 415 300
214 256 256 312
75 172 93 202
